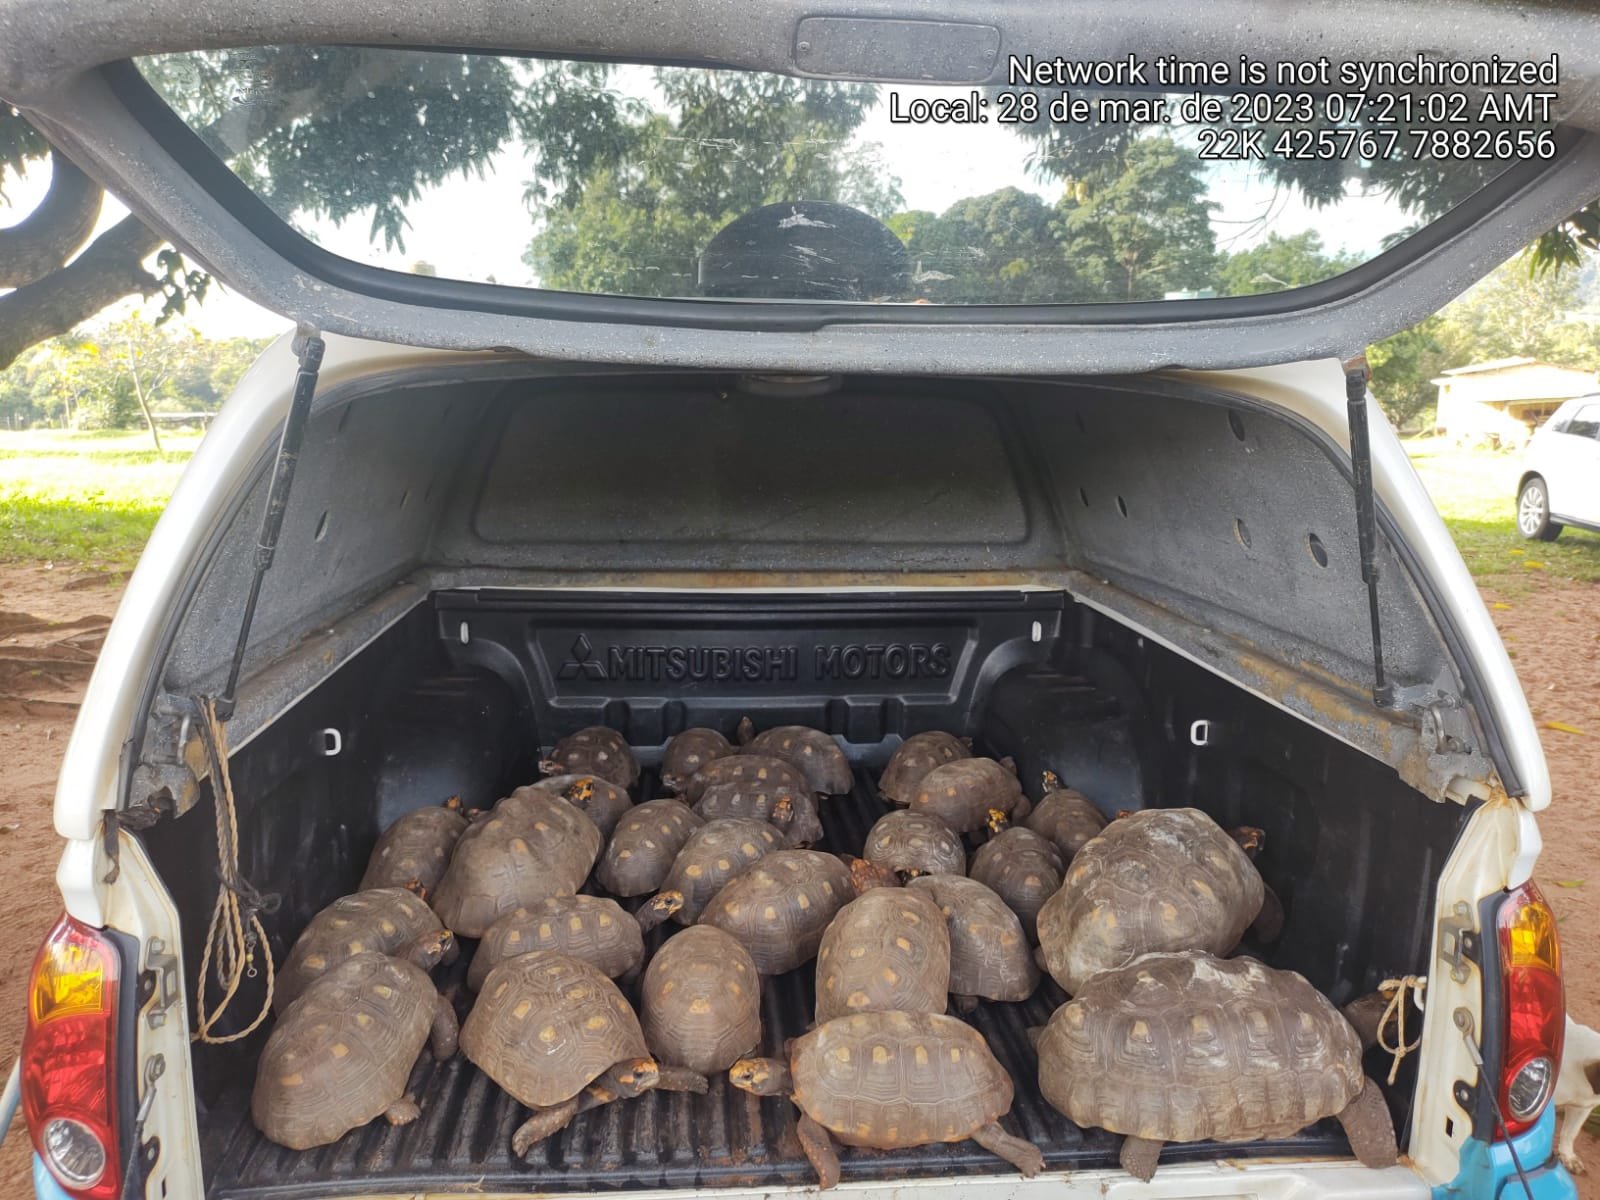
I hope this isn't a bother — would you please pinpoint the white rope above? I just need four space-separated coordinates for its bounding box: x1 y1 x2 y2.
1376 975 1427 1085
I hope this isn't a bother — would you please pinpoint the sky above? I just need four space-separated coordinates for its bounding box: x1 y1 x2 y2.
0 76 1422 341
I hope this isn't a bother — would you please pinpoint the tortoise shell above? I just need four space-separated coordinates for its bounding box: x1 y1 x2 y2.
1036 807 1264 995
532 774 633 838
653 818 786 924
908 758 1024 833
252 953 439 1150
878 731 971 805
692 770 824 847
431 791 602 937
641 925 761 1073
468 894 644 990
738 722 852 795
359 800 468 894
541 725 639 790
276 887 448 1011
661 728 736 792
1024 781 1107 862
698 849 855 975
815 887 950 1023
462 951 649 1109
863 810 966 878
595 798 705 897
681 754 809 805
907 875 1038 1003
792 1011 1016 1148
1036 951 1364 1143
968 828 1064 943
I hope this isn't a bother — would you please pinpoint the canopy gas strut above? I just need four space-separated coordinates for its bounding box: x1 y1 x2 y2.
1345 358 1394 709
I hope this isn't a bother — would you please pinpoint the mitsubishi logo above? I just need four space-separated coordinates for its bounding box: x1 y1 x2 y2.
557 634 607 681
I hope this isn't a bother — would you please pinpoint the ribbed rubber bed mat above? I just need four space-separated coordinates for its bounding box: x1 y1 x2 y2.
203 771 1350 1198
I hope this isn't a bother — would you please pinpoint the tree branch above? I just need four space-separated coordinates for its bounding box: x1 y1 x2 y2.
0 147 103 288
0 212 163 369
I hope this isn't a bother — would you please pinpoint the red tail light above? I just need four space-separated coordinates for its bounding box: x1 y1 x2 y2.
21 915 123 1199
1495 880 1563 1137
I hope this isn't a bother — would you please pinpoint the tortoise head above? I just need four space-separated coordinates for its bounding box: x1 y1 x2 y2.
537 757 563 777
402 878 430 901
409 929 455 971
735 715 757 746
1040 769 1063 794
660 771 686 794
1230 825 1266 858
443 794 464 811
769 795 796 831
844 854 900 894
609 1057 661 1099
637 890 685 933
562 777 598 804
728 1057 788 1097
985 808 1012 835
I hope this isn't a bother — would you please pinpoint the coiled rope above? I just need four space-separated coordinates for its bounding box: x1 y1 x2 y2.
1376 974 1427 1084
191 696 277 1044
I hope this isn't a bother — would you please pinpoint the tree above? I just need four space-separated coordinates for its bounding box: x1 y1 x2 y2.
1433 253 1600 366
889 188 1066 303
1217 231 1360 296
1368 316 1449 429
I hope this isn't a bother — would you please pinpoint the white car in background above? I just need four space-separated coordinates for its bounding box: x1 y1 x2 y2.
1517 394 1600 540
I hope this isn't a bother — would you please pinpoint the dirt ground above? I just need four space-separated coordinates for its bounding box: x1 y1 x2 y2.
0 562 1595 1192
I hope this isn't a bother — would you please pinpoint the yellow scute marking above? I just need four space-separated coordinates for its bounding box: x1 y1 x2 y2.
871 1045 892 1065
539 1025 558 1043
280 1072 304 1086
689 998 712 1014
513 1000 533 1019
585 1015 609 1031
331 1043 349 1058
895 936 912 951
834 1047 851 1063
914 1045 929 1066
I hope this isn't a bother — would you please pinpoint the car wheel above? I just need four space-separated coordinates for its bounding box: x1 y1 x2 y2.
1517 476 1563 541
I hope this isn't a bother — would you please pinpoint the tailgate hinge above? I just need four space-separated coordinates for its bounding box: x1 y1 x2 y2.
1437 901 1481 984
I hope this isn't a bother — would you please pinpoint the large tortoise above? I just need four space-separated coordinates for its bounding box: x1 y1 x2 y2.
252 950 458 1150
468 894 649 990
692 765 824 848
359 797 469 894
641 925 762 1074
1023 772 1107 861
462 951 707 1156
540 725 639 790
877 731 970 805
908 757 1026 835
276 887 453 1011
730 1011 1044 1189
661 727 736 793
678 754 809 805
636 817 785 930
968 827 1064 943
736 717 853 795
862 809 966 879
907 875 1039 1010
1035 807 1264 994
1035 951 1398 1180
814 886 950 1023
595 797 704 897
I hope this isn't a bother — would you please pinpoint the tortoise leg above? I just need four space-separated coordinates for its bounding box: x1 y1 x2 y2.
384 1094 421 1126
1342 992 1393 1051
971 1120 1045 1177
796 1112 841 1190
430 993 459 1058
512 1097 583 1157
1336 1077 1399 1168
1120 1135 1163 1181
1251 884 1286 942
654 1065 710 1094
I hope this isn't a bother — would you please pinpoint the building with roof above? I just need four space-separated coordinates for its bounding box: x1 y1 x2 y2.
1432 357 1599 447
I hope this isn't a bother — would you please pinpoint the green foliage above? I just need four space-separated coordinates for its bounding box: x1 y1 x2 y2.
0 105 49 197
1216 231 1360 296
893 188 1066 303
1368 316 1449 429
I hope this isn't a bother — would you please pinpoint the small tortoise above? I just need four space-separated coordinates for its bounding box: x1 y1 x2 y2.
661 727 736 793
359 796 469 895
540 725 640 790
1035 951 1398 1180
462 951 706 1155
814 886 950 1023
276 887 453 1012
730 1011 1044 1189
691 765 823 848
678 754 809 805
909 757 1025 835
252 950 458 1150
636 818 786 930
595 798 704 897
1023 772 1107 862
736 717 852 795
878 731 971 805
431 789 603 937
1035 807 1264 994
907 875 1039 1010
469 894 650 990
641 925 762 1074
532 774 633 838
969 827 1064 944
862 809 966 879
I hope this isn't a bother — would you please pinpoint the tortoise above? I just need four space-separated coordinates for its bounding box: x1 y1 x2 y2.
461 951 707 1156
253 950 459 1150
907 875 1039 1010
678 754 809 805
1035 807 1265 994
968 827 1064 943
862 809 966 879
730 1011 1045 1189
814 886 950 1023
698 851 896 975
877 731 971 805
431 789 603 937
636 818 786 930
469 894 650 990
661 727 736 793
359 796 469 895
276 887 453 1012
1034 951 1398 1180
1023 771 1107 862
532 773 633 838
691 767 823 847
595 797 704 897
736 717 853 795
540 725 640 790
908 757 1025 835
641 925 762 1074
